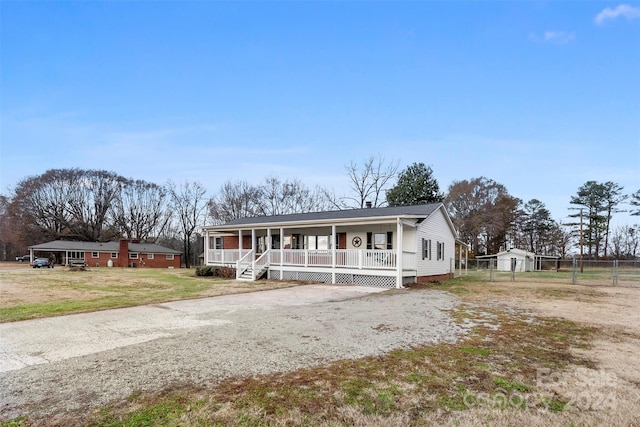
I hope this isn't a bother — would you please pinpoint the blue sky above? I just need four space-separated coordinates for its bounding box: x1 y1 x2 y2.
1 1 639 227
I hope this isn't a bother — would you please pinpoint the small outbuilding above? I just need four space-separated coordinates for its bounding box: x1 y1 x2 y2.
476 248 560 272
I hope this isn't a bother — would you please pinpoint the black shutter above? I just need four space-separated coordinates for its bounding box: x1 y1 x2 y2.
366 232 372 250
387 232 393 249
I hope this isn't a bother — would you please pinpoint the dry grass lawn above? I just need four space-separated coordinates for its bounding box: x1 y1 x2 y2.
1 266 639 426
0 262 297 322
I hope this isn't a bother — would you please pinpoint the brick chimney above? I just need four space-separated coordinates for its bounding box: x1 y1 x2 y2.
119 239 129 267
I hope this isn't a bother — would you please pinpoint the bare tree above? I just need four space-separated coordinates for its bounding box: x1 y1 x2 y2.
258 176 332 216
208 180 263 224
168 181 208 268
111 180 172 241
344 156 399 208
10 168 127 242
608 224 640 259
65 169 126 241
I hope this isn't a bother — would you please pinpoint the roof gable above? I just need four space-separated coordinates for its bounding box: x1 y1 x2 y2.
206 203 444 229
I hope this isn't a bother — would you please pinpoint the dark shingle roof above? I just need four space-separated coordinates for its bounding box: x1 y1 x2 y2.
216 203 442 227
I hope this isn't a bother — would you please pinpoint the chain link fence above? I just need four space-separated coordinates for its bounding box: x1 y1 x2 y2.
455 258 640 287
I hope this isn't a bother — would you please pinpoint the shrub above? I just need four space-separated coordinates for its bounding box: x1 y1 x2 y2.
195 266 236 278
195 266 213 277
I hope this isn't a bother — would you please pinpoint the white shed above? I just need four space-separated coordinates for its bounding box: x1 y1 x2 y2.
477 248 535 272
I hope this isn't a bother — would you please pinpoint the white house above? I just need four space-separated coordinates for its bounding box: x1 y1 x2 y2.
201 203 468 288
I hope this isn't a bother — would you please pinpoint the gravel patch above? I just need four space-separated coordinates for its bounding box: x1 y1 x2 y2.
0 285 464 420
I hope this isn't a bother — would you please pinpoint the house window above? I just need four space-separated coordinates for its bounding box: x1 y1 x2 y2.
366 232 393 250
271 235 280 250
91 252 99 258
111 252 118 258
437 242 445 260
147 253 154 260
166 254 175 260
304 235 330 250
68 251 85 260
130 252 139 259
422 239 432 260
208 236 224 249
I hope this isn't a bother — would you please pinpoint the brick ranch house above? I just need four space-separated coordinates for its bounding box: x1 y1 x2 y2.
201 203 469 288
28 239 181 268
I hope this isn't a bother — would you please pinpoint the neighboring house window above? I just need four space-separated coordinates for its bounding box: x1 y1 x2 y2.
111 252 118 258
69 251 85 260
91 252 99 258
147 253 154 260
130 252 139 259
166 254 175 260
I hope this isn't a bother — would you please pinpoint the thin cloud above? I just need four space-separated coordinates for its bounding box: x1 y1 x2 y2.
529 31 575 44
543 31 575 44
595 4 640 25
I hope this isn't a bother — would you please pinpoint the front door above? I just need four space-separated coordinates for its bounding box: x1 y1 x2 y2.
337 233 347 249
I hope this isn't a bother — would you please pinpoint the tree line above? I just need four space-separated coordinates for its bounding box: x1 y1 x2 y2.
1 159 639 265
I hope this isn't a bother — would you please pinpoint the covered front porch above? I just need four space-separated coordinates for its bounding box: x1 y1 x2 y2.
203 219 418 288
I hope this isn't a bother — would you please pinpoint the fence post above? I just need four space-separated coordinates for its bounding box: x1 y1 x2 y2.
572 258 577 285
489 259 495 282
613 260 618 286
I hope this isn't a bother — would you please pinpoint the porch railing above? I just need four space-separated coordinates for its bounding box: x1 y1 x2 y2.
212 249 413 271
236 249 255 279
208 249 251 265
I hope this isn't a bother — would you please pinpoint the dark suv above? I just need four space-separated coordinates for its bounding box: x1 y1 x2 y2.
16 255 30 262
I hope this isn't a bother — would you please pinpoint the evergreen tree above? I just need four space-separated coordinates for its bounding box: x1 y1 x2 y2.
386 163 443 206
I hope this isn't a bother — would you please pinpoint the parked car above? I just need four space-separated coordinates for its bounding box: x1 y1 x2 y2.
32 258 53 268
16 255 30 262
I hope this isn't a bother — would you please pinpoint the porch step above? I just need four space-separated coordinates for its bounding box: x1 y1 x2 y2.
237 267 268 281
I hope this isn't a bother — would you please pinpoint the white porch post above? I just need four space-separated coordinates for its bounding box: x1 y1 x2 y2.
203 230 209 265
251 229 256 280
238 230 243 253
280 228 284 266
396 218 403 289
331 224 336 284
267 228 272 264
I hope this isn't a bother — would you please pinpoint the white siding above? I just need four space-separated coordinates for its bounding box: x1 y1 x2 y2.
415 207 456 277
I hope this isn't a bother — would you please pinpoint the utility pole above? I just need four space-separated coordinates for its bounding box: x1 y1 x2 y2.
579 208 584 273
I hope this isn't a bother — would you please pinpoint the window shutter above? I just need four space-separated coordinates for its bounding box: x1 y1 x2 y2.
421 239 426 260
386 232 393 250
366 232 372 250
428 239 432 260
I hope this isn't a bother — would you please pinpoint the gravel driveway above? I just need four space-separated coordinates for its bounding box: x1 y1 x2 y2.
0 284 463 420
